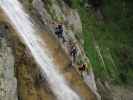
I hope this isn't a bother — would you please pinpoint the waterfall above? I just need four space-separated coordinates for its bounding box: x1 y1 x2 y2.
0 0 80 100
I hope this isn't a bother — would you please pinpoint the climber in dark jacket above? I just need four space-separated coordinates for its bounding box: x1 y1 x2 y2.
70 45 77 62
55 24 63 38
55 24 65 42
79 64 86 71
78 63 87 77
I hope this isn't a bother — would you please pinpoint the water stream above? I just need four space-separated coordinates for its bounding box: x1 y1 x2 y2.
0 0 81 100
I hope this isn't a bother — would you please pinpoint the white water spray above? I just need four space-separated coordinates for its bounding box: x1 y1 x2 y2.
0 0 81 100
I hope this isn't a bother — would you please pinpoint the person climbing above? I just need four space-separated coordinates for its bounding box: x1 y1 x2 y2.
78 63 87 77
70 45 78 62
54 24 65 42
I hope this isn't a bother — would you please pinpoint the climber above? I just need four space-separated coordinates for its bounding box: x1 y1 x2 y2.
78 63 87 77
70 45 78 62
55 24 65 42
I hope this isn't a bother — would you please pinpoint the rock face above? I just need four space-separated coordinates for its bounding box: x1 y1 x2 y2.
111 85 133 100
31 1 102 100
0 24 18 100
97 79 133 100
32 0 83 44
0 0 98 100
32 0 100 99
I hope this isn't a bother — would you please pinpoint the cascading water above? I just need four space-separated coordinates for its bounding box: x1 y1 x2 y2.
0 0 81 100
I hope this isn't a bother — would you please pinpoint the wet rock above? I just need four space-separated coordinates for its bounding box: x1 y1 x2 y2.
111 85 133 100
97 79 133 100
96 79 113 100
33 0 83 44
11 35 56 100
32 0 99 99
0 37 17 100
0 24 8 38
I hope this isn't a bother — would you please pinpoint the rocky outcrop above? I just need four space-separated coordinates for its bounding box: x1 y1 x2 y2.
0 0 99 100
32 0 100 99
12 36 56 100
111 85 133 100
32 0 83 44
97 79 133 100
0 24 18 100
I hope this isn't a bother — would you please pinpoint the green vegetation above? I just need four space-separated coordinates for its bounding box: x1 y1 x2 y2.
69 0 133 84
